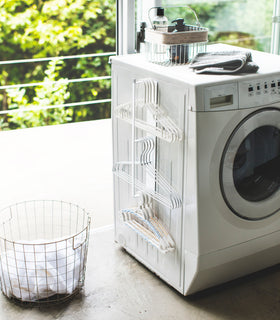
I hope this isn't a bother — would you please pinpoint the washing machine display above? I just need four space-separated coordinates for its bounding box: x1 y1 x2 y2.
220 108 280 220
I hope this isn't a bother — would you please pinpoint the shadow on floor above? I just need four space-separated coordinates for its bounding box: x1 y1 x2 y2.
183 264 280 319
125 247 280 320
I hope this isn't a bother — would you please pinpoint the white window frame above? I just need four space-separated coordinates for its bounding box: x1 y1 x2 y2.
117 0 162 55
116 0 136 55
272 0 280 54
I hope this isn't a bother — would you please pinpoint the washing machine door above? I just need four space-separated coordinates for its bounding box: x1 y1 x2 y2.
220 108 280 220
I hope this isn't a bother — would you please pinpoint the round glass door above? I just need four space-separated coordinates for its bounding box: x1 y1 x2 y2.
220 108 280 220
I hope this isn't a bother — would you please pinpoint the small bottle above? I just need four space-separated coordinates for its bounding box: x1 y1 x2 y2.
170 18 189 64
136 22 147 53
172 18 185 32
152 7 168 32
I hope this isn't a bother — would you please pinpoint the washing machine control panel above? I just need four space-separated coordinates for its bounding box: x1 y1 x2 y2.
239 75 280 109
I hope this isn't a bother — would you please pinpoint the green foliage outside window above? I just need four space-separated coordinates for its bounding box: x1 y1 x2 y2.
0 0 116 130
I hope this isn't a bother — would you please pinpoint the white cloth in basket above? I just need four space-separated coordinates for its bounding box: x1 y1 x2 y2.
0 234 86 301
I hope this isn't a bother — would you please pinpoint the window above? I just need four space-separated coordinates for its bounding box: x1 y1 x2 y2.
133 0 280 53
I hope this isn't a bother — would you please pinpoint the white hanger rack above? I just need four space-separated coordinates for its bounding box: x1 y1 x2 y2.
120 193 175 254
113 137 182 209
114 79 183 143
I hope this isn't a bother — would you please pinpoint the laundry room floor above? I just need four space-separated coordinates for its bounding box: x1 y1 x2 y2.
0 226 280 320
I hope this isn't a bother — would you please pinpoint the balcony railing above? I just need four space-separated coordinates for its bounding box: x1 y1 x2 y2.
0 51 116 128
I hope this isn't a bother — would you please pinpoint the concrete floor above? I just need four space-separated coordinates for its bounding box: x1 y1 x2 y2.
0 227 280 320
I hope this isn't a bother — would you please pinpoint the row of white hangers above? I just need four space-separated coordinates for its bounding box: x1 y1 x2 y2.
120 193 175 254
113 136 182 209
114 78 183 252
114 78 183 143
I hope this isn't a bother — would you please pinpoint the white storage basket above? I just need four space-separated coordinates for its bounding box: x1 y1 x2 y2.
0 200 91 304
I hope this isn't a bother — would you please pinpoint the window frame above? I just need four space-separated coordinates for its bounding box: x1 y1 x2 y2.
272 0 280 54
116 0 136 55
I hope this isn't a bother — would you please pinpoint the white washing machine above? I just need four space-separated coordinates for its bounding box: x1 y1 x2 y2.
111 44 280 295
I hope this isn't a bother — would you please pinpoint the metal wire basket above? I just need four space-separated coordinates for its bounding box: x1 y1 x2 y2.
0 200 91 305
145 5 208 66
145 35 207 66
